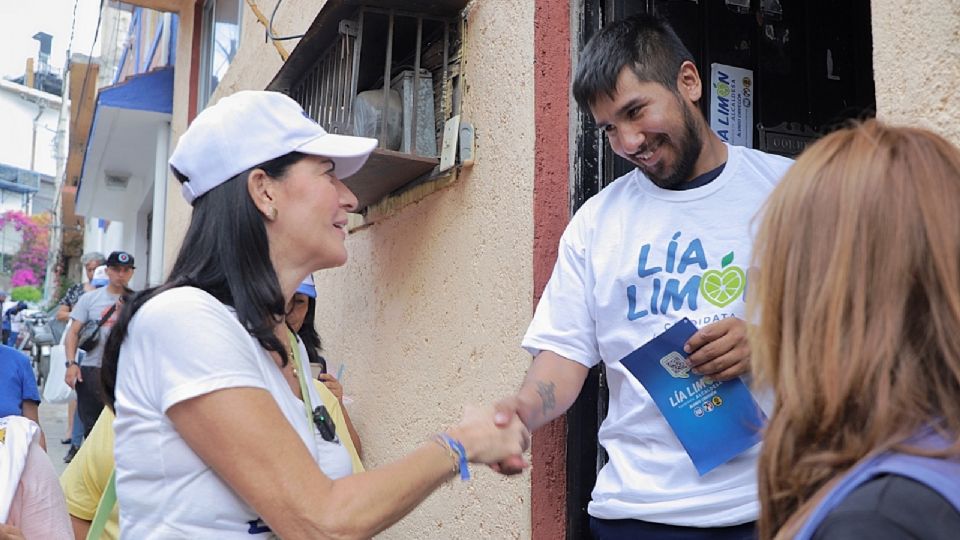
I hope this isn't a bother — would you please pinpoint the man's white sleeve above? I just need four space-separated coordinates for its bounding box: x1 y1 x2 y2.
522 218 600 368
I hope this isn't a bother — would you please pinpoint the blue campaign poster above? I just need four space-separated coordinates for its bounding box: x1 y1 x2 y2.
620 318 765 475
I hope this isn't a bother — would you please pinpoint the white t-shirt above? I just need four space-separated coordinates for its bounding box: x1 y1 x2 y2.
114 287 353 539
523 144 792 526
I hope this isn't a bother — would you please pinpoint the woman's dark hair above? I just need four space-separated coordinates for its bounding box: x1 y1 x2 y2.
295 296 326 373
101 152 307 410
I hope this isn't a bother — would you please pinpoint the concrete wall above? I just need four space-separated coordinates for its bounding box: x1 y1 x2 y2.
314 3 535 536
163 0 197 274
871 1 960 143
163 1 535 537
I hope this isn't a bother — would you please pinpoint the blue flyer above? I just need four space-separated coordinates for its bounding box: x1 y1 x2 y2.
620 318 765 475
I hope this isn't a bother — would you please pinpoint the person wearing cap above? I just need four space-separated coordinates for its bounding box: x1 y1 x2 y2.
99 90 528 538
286 274 363 466
65 251 135 439
56 252 107 459
90 266 109 288
56 252 107 323
2 301 27 348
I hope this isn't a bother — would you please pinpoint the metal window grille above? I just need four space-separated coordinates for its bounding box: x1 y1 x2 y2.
290 7 459 157
290 21 358 135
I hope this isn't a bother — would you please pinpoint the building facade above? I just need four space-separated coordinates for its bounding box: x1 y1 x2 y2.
85 0 960 538
74 3 178 290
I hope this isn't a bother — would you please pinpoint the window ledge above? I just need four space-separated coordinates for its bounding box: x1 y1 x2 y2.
344 148 439 211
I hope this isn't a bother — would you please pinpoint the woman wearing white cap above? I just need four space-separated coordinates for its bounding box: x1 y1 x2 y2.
100 91 528 539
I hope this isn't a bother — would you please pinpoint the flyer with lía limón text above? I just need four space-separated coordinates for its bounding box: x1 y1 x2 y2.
620 318 765 475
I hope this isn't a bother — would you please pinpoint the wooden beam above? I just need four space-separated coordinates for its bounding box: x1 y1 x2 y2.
25 58 34 88
244 0 289 61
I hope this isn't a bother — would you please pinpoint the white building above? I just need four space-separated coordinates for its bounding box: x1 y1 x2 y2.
0 79 61 215
74 5 176 290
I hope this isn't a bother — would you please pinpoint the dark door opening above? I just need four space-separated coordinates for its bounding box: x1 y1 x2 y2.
565 1 875 538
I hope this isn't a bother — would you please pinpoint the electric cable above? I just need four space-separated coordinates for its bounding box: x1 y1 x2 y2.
267 0 305 41
64 0 82 71
73 0 106 124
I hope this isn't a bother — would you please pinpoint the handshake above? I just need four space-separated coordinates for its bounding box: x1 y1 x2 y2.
445 396 532 475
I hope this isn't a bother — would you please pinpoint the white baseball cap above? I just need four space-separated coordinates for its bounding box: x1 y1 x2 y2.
170 90 378 205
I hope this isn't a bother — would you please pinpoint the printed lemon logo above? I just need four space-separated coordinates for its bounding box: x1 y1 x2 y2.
716 81 731 98
699 251 745 308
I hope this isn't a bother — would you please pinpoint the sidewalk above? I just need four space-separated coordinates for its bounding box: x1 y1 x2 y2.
39 400 71 476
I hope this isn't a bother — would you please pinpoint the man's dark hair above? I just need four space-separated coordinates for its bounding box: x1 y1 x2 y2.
101 152 307 410
573 13 695 110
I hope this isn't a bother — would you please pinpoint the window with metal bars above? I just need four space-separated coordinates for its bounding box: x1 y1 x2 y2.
272 3 464 213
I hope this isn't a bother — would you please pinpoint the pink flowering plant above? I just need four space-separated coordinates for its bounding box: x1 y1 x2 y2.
0 211 49 288
10 268 36 287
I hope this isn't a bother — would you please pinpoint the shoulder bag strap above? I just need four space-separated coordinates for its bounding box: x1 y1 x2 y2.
94 303 118 331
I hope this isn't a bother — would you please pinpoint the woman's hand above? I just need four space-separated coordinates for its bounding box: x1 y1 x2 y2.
447 405 530 466
316 373 343 401
0 524 25 540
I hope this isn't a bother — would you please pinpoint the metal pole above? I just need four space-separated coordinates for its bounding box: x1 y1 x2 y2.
411 16 422 155
349 12 364 134
442 22 449 120
379 12 394 148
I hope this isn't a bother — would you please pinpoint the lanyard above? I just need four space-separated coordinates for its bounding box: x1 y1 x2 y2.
287 331 315 427
87 468 116 540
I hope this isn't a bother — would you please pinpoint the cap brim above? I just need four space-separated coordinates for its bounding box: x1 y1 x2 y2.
295 284 318 298
296 133 378 179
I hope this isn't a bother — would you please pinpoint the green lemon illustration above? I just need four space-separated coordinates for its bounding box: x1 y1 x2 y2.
699 251 746 308
716 82 731 98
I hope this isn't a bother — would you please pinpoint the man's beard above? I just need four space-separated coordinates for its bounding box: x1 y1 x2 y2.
639 103 703 190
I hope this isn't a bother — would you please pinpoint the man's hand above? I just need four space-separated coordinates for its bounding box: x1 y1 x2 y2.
65 363 82 389
684 316 750 381
489 396 528 475
485 352 590 476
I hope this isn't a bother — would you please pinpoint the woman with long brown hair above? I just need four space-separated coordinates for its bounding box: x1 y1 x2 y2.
749 119 960 539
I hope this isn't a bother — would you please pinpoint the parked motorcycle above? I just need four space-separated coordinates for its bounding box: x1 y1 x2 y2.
18 310 54 390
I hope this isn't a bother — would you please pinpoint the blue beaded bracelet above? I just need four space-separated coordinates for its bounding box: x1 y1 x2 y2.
439 434 470 481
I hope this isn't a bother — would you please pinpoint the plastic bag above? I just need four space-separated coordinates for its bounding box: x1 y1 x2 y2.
42 331 74 404
352 88 402 150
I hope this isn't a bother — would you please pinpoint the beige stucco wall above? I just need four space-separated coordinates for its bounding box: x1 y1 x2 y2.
871 1 960 144
163 0 195 274
164 0 535 537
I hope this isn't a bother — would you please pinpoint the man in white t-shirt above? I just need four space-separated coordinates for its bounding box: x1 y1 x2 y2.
495 14 793 539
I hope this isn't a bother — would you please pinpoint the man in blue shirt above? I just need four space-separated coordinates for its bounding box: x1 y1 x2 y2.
0 343 45 450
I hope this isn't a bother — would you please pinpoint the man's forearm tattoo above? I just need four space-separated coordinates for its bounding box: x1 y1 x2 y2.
536 380 556 417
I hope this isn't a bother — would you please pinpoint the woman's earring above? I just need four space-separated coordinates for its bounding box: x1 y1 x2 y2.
268 207 278 221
